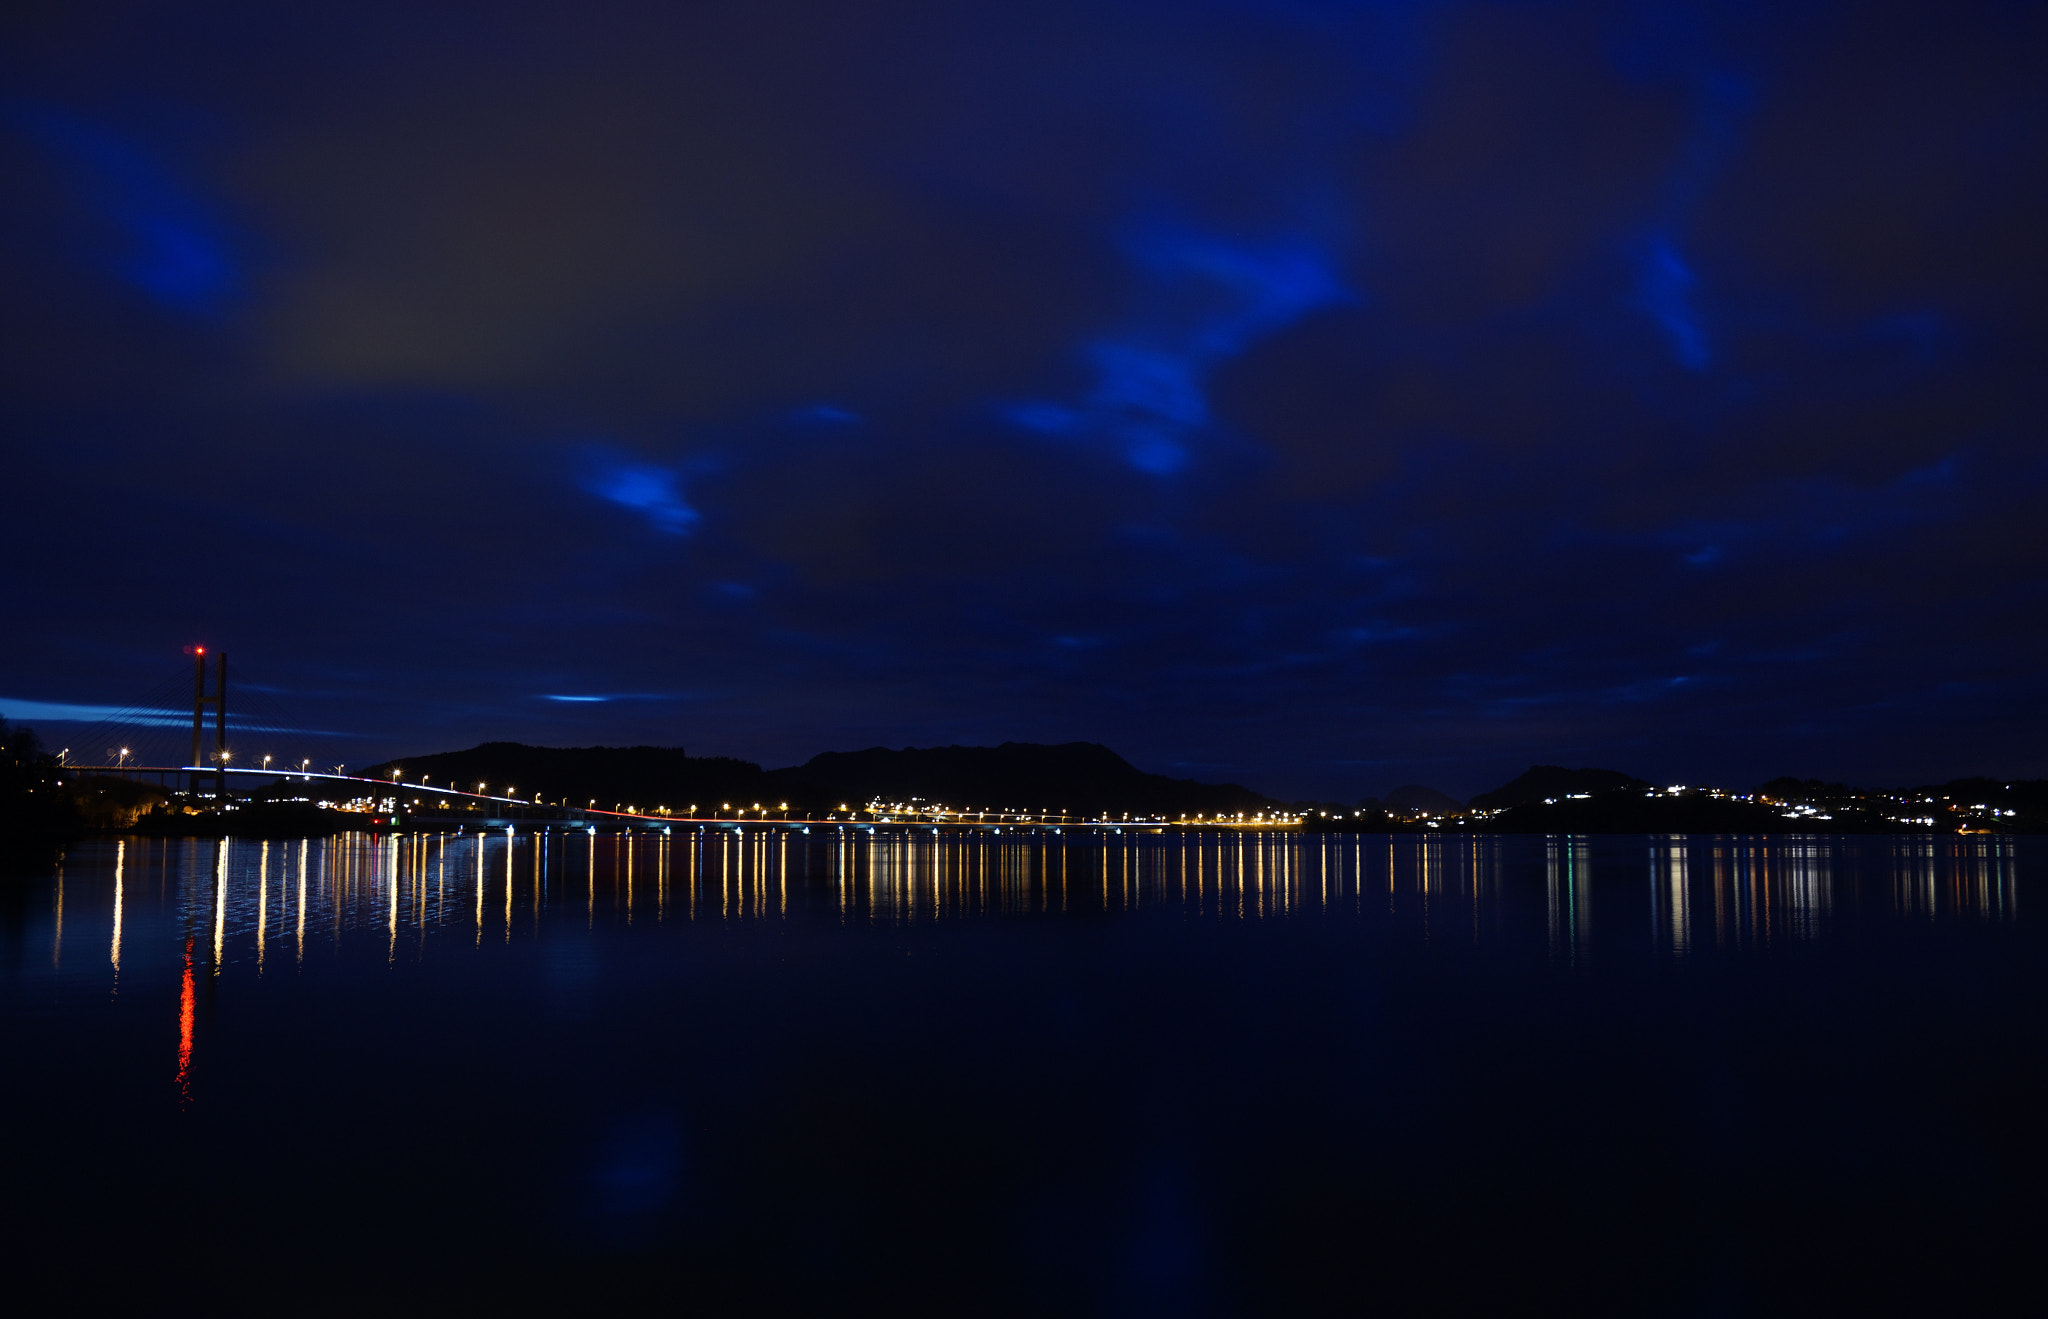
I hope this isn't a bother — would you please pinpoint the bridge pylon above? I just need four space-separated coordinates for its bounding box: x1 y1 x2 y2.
188 647 227 797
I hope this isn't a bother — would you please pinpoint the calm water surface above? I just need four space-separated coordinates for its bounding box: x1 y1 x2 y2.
4 830 2042 1315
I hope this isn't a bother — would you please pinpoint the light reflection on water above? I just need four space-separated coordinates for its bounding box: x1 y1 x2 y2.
25 830 2025 984
3 828 2039 1313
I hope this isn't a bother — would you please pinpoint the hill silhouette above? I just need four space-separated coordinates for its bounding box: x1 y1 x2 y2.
361 741 1274 817
774 742 1270 816
1470 794 1879 834
361 743 769 813
1469 766 1651 811
1381 784 1464 815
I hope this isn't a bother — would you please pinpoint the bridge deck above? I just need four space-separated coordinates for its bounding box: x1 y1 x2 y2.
57 765 1293 830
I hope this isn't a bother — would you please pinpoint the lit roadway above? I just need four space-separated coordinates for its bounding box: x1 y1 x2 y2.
62 764 1300 831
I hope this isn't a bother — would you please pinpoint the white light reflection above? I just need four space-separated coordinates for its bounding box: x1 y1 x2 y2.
213 841 227 971
1649 838 1690 957
1546 837 1591 965
60 830 2036 987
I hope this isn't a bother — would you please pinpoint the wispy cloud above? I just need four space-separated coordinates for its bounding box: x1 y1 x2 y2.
1636 236 1708 370
1006 224 1348 475
0 698 191 726
576 448 699 534
13 103 239 314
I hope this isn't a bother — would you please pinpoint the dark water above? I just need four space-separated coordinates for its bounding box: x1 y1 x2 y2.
3 830 2042 1316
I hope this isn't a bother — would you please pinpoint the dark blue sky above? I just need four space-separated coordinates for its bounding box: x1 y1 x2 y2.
3 0 2044 800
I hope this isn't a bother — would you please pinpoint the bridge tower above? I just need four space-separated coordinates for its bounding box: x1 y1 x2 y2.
188 648 227 797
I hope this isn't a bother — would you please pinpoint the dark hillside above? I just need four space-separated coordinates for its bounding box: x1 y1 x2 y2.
2 717 76 869
1382 785 1464 815
1471 793 1927 834
361 741 1274 817
768 742 1273 816
361 743 771 812
1469 766 1651 811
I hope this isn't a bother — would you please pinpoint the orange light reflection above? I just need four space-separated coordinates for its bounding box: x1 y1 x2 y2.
176 939 196 1104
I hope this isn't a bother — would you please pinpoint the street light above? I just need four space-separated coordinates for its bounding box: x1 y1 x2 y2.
117 747 130 769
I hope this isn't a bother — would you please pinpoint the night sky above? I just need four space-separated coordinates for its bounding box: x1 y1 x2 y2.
3 1 2044 801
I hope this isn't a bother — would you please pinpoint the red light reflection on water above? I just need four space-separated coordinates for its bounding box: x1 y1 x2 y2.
176 938 195 1104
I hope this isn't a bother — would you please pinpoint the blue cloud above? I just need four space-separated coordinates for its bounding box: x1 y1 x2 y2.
1340 624 1419 644
1637 236 1709 370
1128 228 1347 355
0 698 189 726
1088 341 1209 428
1006 224 1348 475
1123 431 1189 475
790 403 862 426
1621 59 1751 373
1003 402 1083 435
577 452 698 534
14 104 239 314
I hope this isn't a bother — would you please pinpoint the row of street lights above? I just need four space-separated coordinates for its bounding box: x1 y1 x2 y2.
86 747 327 776
67 751 1297 828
